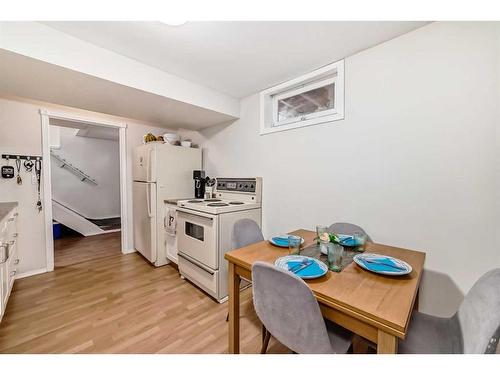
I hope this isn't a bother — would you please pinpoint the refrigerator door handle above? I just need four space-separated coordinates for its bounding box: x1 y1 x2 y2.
146 148 151 182
146 184 152 218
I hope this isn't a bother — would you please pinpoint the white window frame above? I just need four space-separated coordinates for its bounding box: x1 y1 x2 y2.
272 76 337 128
260 59 344 135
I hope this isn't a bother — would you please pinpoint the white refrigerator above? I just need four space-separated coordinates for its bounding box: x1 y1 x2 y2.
133 142 201 266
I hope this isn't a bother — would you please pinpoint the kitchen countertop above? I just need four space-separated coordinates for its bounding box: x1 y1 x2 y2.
164 198 192 205
0 202 18 222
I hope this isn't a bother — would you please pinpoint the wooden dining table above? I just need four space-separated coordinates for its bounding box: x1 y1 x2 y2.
224 229 426 354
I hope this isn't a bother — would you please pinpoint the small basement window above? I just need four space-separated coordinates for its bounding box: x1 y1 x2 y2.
260 60 344 135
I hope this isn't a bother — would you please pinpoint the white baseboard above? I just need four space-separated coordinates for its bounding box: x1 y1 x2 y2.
122 249 136 254
83 230 106 236
102 229 121 234
81 229 121 237
15 267 48 279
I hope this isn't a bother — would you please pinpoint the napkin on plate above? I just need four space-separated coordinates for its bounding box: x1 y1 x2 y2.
272 236 290 246
359 256 405 272
286 260 323 277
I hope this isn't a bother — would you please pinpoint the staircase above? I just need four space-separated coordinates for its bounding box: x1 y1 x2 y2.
50 150 120 237
52 200 105 236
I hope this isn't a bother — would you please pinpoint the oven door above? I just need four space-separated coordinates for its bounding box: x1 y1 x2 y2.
177 209 218 269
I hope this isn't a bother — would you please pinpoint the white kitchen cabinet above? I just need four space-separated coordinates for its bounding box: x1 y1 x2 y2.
0 202 19 322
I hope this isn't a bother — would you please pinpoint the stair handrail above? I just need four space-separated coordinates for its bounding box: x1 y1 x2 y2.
50 150 98 185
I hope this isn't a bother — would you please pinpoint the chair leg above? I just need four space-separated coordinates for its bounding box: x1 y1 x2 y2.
260 325 271 354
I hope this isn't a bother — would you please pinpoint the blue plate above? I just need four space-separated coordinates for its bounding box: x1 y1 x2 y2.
269 235 305 248
275 255 328 279
319 234 359 254
338 234 361 247
353 253 412 276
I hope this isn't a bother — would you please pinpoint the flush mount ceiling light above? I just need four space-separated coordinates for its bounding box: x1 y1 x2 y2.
161 20 188 26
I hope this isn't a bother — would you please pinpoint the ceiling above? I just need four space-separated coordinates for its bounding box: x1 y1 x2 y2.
0 49 236 130
75 126 118 141
50 118 119 141
42 21 429 98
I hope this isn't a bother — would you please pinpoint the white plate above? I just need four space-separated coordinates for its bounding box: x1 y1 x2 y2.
353 253 412 276
269 235 305 248
274 255 328 279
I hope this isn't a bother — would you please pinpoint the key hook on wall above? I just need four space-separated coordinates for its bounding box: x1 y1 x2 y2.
2 154 42 161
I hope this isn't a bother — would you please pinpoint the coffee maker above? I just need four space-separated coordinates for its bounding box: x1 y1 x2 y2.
193 170 206 199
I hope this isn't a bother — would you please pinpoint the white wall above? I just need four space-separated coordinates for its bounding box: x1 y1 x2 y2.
196 22 500 316
0 95 171 276
50 126 121 219
0 99 46 275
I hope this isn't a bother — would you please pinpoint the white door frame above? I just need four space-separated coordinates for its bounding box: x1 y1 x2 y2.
40 109 128 272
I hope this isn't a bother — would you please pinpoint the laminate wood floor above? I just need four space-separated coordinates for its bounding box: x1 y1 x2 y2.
54 231 122 268
0 233 290 353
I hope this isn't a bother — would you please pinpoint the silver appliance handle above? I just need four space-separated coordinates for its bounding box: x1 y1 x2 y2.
176 207 215 221
178 252 215 275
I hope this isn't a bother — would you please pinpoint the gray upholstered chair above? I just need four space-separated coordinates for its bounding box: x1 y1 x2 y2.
399 268 500 354
252 261 353 354
328 222 372 242
232 218 264 249
226 219 264 322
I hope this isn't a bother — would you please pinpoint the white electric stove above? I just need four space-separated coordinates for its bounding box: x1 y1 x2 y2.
177 178 261 214
176 178 262 302
177 198 262 214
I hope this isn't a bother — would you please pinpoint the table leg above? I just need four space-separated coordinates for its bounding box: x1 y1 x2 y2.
377 329 398 354
352 334 370 354
413 289 420 311
228 262 241 354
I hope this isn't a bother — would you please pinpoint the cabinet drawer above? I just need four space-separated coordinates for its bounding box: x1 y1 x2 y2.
0 239 7 264
0 220 7 245
0 208 18 322
0 265 5 319
7 243 18 289
6 211 18 242
178 252 218 299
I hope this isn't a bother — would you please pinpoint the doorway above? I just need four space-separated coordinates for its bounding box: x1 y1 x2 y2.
40 109 128 271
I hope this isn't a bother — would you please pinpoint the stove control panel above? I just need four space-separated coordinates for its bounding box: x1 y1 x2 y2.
216 178 256 193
